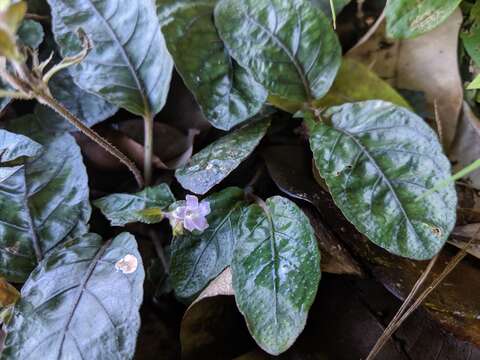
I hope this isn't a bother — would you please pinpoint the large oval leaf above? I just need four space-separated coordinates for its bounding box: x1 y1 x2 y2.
232 196 321 355
214 0 341 103
175 117 270 195
159 0 267 130
94 183 176 226
35 69 118 132
49 0 173 116
0 115 91 282
170 187 245 299
385 0 461 39
1 232 144 360
309 100 457 260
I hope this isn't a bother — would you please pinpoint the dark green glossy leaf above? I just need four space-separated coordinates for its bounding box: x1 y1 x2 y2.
385 0 461 39
214 0 341 103
461 1 480 68
309 100 457 259
159 0 267 130
17 19 44 48
94 183 175 226
176 118 270 195
0 115 90 282
269 58 411 113
0 129 42 183
35 69 118 132
2 232 144 360
49 0 173 116
170 187 245 299
232 196 321 355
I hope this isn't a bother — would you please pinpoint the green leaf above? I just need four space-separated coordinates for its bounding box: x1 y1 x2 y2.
1 232 144 360
159 0 267 130
94 183 176 226
214 0 341 104
17 19 43 48
35 69 118 132
467 74 480 90
170 187 245 299
48 0 173 117
309 0 350 19
176 117 270 195
0 128 42 182
232 196 321 355
463 2 480 68
270 58 411 112
0 115 91 282
309 100 457 259
385 0 461 39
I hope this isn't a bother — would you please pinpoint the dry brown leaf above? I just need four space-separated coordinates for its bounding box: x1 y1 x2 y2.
180 268 250 360
74 126 167 172
118 120 197 170
0 278 19 307
348 9 463 152
450 102 480 189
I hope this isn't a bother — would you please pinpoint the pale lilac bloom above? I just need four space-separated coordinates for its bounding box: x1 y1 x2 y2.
166 195 211 234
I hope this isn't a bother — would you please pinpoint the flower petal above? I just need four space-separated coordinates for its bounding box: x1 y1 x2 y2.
199 201 211 216
186 195 199 209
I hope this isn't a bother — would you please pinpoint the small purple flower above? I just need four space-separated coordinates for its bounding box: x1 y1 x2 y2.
166 195 211 234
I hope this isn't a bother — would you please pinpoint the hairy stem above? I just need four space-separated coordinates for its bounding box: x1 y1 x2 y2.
143 112 154 186
36 92 145 188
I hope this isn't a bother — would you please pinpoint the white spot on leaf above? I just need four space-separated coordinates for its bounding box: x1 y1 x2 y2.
115 254 138 274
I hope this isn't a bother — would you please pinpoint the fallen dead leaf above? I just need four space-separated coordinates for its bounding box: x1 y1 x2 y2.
450 102 480 189
180 268 252 360
348 9 463 152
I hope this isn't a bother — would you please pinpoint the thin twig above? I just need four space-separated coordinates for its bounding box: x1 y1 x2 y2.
366 234 477 359
366 254 439 360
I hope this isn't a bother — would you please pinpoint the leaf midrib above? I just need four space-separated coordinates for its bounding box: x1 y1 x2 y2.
56 239 112 359
336 127 417 241
240 6 313 101
84 0 151 116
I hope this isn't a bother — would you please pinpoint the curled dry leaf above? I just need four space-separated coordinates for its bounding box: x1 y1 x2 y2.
118 119 197 170
73 126 167 172
180 268 251 360
450 102 480 189
348 9 463 152
74 122 195 173
0 278 19 307
451 223 480 260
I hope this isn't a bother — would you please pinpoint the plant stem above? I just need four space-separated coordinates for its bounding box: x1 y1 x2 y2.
36 92 145 188
143 112 154 186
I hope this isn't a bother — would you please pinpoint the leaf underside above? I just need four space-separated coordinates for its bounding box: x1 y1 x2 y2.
309 100 457 259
